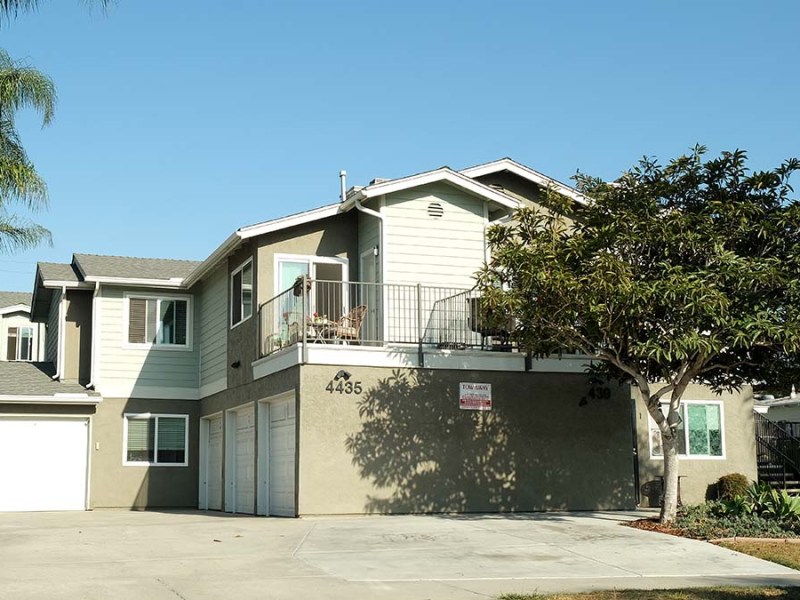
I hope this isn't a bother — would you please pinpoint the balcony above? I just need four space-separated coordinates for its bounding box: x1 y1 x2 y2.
255 278 523 373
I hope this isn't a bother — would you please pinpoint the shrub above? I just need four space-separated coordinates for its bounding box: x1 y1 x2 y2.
676 502 795 539
717 473 750 501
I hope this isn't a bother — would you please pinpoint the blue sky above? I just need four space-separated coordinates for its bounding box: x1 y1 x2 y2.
1 0 798 291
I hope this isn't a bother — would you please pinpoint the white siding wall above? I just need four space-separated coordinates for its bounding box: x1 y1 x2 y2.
197 264 228 391
383 183 486 288
45 290 61 363
96 286 199 397
358 210 381 282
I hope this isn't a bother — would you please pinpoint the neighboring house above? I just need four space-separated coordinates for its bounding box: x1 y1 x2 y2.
0 158 757 514
0 291 45 363
755 388 800 430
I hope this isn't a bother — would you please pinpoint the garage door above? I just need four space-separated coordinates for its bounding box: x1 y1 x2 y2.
269 399 296 517
0 418 89 512
234 406 255 514
206 415 223 511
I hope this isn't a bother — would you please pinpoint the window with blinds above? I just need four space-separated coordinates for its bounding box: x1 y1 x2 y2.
127 296 189 347
231 259 253 327
124 414 188 465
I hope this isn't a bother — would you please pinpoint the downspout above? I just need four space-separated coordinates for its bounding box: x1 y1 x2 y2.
352 189 388 353
52 285 66 381
85 282 100 390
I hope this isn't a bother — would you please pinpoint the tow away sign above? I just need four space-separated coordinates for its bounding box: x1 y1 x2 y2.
459 382 492 411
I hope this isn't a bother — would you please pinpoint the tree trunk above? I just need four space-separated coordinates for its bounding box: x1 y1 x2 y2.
660 432 680 523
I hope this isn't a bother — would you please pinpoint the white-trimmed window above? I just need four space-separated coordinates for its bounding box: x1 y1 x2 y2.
649 401 724 459
125 294 191 349
231 259 253 327
6 326 33 361
124 413 189 466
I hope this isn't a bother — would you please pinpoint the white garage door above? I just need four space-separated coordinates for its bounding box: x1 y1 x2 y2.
234 406 255 514
206 415 223 511
269 399 296 517
0 418 89 512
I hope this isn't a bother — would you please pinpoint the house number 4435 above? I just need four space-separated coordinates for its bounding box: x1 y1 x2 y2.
325 380 363 395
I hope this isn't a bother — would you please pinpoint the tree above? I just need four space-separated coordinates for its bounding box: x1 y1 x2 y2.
0 0 111 22
478 146 800 523
0 48 55 253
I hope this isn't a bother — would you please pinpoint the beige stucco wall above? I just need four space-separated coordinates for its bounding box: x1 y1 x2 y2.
297 365 637 515
89 397 200 509
635 384 757 507
200 366 300 514
63 290 92 384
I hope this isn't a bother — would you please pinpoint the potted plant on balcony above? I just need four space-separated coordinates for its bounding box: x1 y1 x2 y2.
292 275 312 297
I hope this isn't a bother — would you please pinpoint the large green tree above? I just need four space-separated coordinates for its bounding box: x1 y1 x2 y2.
478 146 800 522
0 48 55 253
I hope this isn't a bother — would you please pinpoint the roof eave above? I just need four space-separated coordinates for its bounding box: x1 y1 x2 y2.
460 158 591 205
0 303 31 315
357 168 521 210
0 393 102 405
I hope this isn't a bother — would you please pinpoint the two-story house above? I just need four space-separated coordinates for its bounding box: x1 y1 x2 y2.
0 158 757 514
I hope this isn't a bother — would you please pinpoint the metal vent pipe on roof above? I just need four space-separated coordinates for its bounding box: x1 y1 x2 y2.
339 170 347 202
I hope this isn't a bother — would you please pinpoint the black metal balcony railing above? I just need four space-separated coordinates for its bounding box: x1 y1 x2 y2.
257 278 515 359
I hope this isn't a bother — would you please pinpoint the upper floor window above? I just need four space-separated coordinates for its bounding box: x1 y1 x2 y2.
231 259 253 328
649 401 724 459
125 294 191 349
7 326 33 361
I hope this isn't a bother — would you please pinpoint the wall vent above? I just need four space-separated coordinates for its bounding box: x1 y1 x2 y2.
427 202 444 218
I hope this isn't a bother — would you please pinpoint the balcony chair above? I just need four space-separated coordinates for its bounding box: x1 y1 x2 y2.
322 305 368 344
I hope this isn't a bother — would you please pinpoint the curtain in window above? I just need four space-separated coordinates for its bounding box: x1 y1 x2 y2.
6 327 17 360
241 263 253 321
687 404 722 456
157 417 186 463
130 298 186 345
127 418 155 462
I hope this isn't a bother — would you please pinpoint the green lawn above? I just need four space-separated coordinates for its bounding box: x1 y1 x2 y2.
499 588 800 600
719 540 800 571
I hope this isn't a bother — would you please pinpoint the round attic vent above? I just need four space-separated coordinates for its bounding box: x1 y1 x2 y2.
428 202 444 218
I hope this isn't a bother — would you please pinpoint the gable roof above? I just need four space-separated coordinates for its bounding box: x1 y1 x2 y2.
342 166 521 211
73 254 201 284
38 262 81 284
0 291 31 310
460 157 590 205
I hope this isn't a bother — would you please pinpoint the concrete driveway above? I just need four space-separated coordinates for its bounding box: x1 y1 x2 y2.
1 510 799 599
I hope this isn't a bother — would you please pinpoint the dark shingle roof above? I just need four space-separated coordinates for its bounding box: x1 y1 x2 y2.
0 362 99 397
74 254 201 281
0 291 31 309
38 262 81 283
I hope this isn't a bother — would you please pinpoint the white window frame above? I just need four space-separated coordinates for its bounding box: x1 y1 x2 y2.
122 413 190 467
273 254 349 296
7 326 34 361
230 258 254 329
273 253 350 330
648 400 726 460
123 292 193 351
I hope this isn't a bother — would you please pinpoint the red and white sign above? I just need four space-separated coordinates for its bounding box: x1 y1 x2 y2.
459 382 492 411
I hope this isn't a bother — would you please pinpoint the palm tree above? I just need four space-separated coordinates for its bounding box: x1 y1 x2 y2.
0 48 55 253
0 1 111 21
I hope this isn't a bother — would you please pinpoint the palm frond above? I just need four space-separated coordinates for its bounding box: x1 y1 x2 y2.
0 49 56 126
0 213 51 254
0 0 113 22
